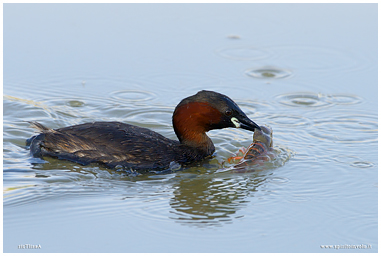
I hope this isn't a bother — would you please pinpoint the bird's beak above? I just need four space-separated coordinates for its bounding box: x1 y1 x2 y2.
231 115 261 132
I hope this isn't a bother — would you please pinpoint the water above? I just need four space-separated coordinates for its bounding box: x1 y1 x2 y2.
3 3 377 253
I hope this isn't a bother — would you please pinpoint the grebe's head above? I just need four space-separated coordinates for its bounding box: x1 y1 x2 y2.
172 90 261 144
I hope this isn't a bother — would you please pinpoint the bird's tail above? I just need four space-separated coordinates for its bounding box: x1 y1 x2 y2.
28 121 52 132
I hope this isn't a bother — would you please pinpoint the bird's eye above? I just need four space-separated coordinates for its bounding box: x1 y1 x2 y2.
225 109 232 116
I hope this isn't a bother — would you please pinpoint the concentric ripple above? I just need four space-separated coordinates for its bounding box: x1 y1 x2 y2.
265 45 372 75
276 92 362 108
325 94 363 105
307 114 377 144
265 114 313 128
245 67 293 79
109 90 156 102
333 155 375 168
276 92 330 108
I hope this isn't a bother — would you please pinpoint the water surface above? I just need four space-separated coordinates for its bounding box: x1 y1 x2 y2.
3 3 377 253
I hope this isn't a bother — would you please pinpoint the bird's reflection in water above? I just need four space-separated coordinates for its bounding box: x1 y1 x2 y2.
169 170 269 227
168 139 293 227
28 156 277 228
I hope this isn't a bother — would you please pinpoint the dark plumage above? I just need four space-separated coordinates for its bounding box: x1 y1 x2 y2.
27 90 261 172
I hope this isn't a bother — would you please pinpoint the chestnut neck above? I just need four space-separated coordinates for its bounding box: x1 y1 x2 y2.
172 102 221 154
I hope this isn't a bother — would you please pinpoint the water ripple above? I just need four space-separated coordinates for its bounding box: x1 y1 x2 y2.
307 114 377 144
325 94 363 105
217 144 294 174
109 90 156 102
276 92 330 108
216 44 372 80
245 66 293 79
265 45 372 75
168 173 263 227
276 92 362 108
333 155 375 169
350 161 374 168
265 114 313 128
216 45 275 61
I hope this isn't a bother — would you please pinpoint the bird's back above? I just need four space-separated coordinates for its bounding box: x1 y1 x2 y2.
28 121 181 171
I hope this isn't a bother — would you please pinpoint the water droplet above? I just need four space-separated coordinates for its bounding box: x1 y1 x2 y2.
276 93 330 108
227 35 241 39
245 67 293 79
276 92 363 109
66 100 84 107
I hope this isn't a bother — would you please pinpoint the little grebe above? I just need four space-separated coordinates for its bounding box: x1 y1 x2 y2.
27 90 261 171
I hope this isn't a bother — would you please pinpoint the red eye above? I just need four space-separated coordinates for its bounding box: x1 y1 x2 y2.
225 109 232 116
